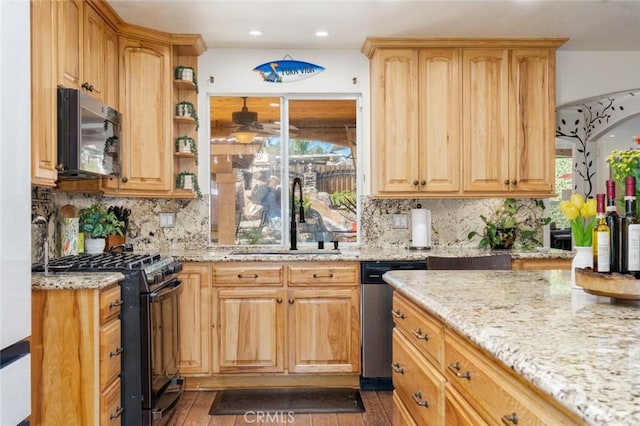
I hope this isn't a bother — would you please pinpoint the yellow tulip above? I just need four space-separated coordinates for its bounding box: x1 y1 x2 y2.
582 198 597 218
570 193 585 210
560 200 579 220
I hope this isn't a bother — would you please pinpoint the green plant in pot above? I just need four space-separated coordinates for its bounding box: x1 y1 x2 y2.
468 198 551 250
79 203 125 254
175 136 198 164
175 101 199 130
176 172 202 198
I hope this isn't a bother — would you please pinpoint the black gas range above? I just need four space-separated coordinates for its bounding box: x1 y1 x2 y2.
33 252 184 426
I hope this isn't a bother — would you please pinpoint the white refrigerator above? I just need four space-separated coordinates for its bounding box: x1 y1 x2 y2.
0 1 32 424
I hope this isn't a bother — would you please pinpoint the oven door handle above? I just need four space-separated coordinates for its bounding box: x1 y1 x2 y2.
150 280 182 303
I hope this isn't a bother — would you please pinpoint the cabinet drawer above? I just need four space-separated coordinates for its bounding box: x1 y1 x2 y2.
392 390 418 426
100 319 122 389
392 293 444 368
288 263 358 286
101 378 123 426
445 383 488 426
214 265 283 286
444 329 579 425
392 329 445 426
100 284 122 324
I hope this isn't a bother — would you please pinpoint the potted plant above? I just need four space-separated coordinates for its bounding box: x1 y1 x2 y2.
175 136 198 164
78 203 125 253
174 65 199 93
468 198 551 250
176 172 202 198
175 101 199 130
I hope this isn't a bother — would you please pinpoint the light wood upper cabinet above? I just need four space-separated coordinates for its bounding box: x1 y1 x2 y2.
31 0 58 187
57 0 83 90
419 49 461 193
509 49 556 194
57 1 114 102
103 24 119 109
177 263 212 375
83 4 105 100
371 48 420 193
113 36 172 193
362 38 566 198
462 49 510 193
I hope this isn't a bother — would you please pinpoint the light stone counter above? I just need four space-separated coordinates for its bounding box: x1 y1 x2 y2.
32 272 124 290
383 269 640 425
169 246 573 263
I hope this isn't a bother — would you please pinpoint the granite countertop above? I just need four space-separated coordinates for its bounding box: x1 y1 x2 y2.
168 246 573 263
32 272 125 290
383 269 640 425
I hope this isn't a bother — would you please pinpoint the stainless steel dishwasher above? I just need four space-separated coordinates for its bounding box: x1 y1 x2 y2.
360 260 427 390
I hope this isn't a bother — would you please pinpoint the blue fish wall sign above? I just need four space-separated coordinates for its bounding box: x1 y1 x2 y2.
253 59 325 83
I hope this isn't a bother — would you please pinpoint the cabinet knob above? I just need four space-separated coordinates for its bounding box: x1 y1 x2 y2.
511 179 518 186
55 164 65 171
277 298 283 304
504 179 510 185
413 180 419 186
288 298 294 304
121 177 128 183
420 180 426 186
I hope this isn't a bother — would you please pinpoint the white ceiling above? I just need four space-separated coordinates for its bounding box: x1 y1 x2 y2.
109 0 640 51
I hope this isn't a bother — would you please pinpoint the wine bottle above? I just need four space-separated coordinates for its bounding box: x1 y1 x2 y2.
592 193 610 273
620 176 640 277
605 180 620 273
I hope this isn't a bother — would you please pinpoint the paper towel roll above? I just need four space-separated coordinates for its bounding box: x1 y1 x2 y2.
411 208 431 248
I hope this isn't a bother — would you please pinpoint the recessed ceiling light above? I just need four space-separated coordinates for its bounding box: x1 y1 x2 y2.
248 30 262 36
315 30 329 37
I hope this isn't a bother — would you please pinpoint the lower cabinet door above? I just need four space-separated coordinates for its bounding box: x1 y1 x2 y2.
392 329 445 426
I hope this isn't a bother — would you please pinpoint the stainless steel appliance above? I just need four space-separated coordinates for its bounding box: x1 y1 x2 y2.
360 260 426 390
32 252 183 426
57 87 121 179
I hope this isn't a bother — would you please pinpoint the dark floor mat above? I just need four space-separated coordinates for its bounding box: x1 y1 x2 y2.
209 387 365 415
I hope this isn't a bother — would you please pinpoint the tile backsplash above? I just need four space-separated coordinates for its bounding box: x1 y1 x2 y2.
32 188 541 261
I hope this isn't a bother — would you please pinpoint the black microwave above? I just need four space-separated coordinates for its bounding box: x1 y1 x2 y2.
57 88 121 179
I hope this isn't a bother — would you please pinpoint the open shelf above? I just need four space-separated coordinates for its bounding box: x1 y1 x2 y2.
173 79 196 90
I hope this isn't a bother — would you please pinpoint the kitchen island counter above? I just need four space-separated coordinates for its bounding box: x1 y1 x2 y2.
383 269 640 425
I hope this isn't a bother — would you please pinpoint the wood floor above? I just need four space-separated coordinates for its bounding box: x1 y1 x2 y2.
168 390 395 426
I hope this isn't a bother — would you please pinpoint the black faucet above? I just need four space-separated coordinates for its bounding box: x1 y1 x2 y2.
290 177 305 250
